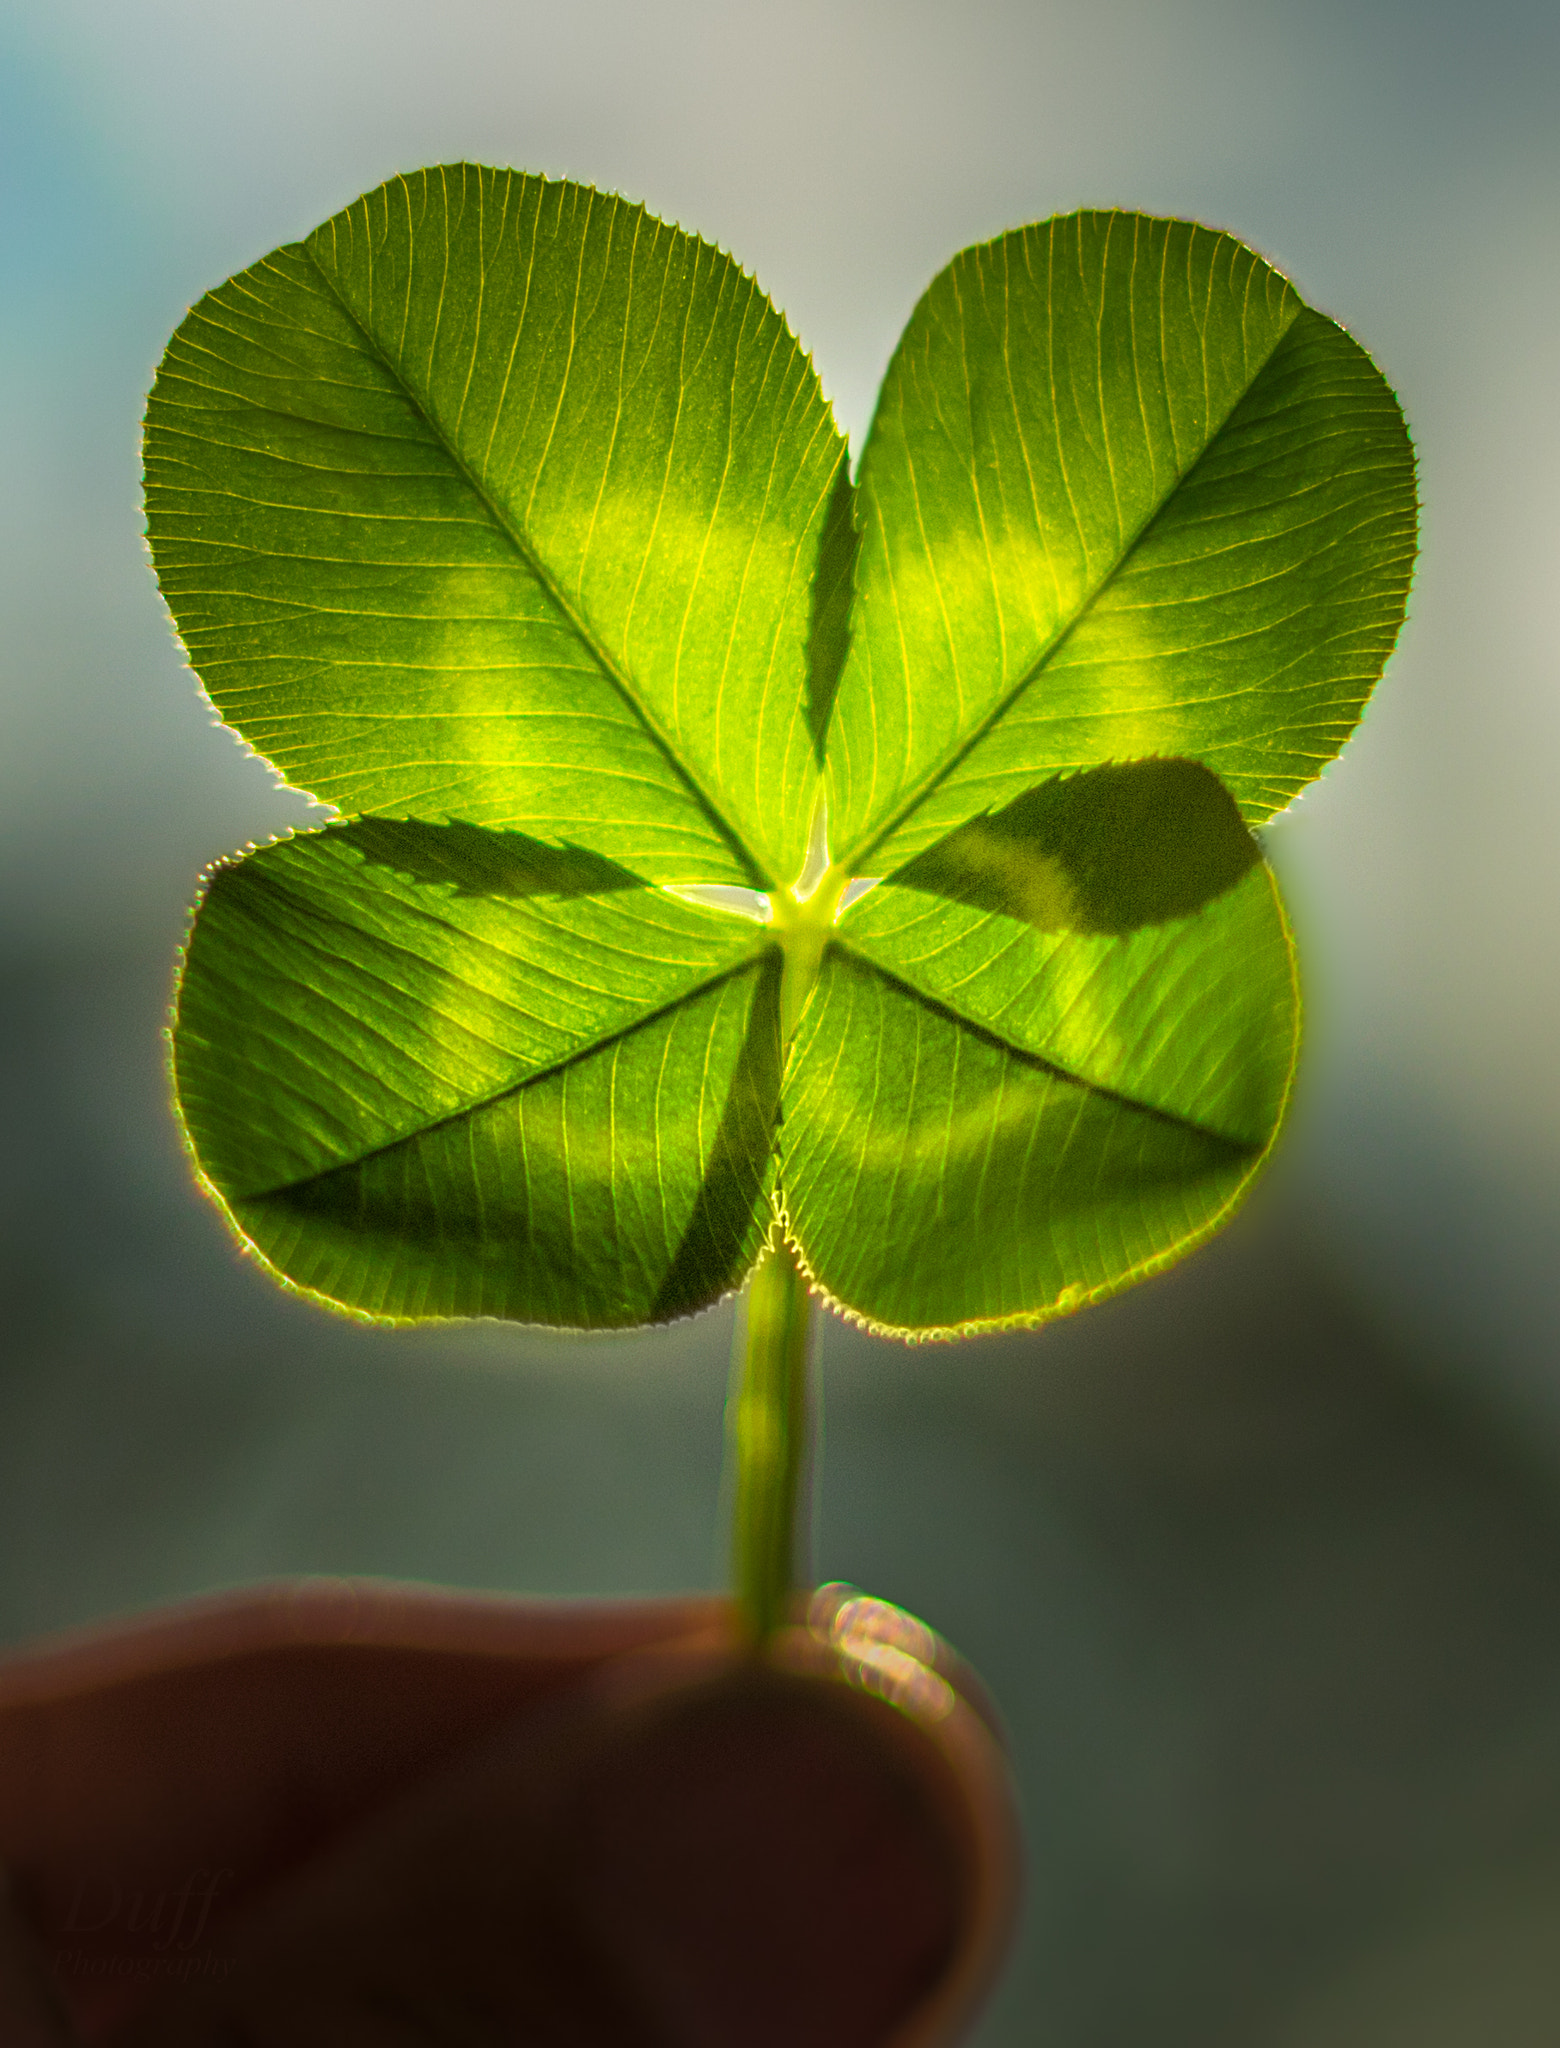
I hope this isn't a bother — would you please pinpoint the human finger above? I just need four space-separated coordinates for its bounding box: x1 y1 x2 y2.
0 1865 79 2048
115 1607 1016 2047
0 1580 724 2040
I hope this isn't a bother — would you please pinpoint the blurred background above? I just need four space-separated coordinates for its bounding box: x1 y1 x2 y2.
3 1 1559 2040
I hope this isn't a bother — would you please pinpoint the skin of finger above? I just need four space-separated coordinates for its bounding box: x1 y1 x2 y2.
110 1653 665 2048
110 1646 994 2048
0 1584 725 2040
0 1867 77 2048
557 1656 979 2048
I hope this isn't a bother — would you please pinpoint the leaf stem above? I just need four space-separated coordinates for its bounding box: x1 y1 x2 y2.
769 859 849 1043
727 1232 815 1644
722 853 843 1643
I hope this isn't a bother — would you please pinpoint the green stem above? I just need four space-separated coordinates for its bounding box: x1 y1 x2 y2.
722 851 843 1643
769 859 849 1045
727 1232 814 1644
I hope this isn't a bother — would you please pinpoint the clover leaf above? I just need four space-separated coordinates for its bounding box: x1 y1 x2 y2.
147 166 1414 1625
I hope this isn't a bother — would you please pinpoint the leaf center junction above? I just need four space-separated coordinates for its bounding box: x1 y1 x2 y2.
668 803 878 1044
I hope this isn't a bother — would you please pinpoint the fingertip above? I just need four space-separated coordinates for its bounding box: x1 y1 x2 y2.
559 1609 1019 2047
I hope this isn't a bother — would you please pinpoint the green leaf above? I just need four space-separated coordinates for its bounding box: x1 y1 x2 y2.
783 762 1296 1333
157 180 1412 1336
145 164 845 890
836 761 1295 1147
825 211 1417 875
781 952 1270 1337
175 821 778 1324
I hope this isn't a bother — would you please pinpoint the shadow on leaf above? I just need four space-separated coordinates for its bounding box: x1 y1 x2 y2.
651 952 783 1321
340 819 647 900
894 759 1261 935
805 460 858 766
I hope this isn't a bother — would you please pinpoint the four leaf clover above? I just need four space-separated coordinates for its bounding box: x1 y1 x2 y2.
147 165 1415 1338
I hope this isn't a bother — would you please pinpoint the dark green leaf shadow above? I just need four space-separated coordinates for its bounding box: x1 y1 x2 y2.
892 759 1261 935
804 461 858 766
651 951 784 1321
343 819 647 900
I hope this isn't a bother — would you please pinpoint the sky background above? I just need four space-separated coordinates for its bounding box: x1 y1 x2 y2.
3 5 1560 2043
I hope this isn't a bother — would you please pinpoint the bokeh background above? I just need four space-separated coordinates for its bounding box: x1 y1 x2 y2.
3 2 1559 2040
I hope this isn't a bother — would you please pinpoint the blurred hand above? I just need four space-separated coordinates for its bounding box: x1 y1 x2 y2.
0 1584 1016 2047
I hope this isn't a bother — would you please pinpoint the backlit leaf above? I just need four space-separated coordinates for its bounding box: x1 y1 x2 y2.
155 177 1414 1333
176 821 778 1324
825 212 1416 875
146 165 845 889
